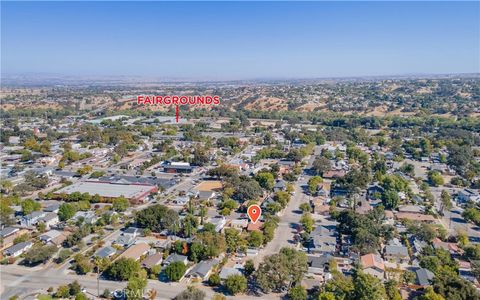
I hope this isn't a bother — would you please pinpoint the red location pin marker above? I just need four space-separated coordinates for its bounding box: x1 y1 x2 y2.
247 204 262 224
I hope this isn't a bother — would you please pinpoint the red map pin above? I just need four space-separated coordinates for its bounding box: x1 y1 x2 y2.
247 204 262 224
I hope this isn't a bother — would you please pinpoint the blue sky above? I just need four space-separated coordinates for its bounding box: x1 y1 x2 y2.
2 1 479 79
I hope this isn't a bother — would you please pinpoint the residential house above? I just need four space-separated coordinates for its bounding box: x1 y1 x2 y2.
186 259 218 281
124 227 141 238
309 226 337 255
73 211 97 224
163 253 188 266
43 203 60 213
432 238 464 256
273 180 287 192
458 260 475 283
21 211 47 227
3 241 33 257
367 184 384 200
219 263 243 280
114 235 136 248
39 230 63 244
360 254 385 280
38 213 59 229
207 216 226 232
307 254 332 275
141 253 163 269
323 169 346 179
96 246 117 259
198 191 216 202
246 222 263 233
312 198 330 215
384 245 410 263
457 189 480 204
116 243 150 261
0 227 19 239
415 268 434 286
228 219 248 231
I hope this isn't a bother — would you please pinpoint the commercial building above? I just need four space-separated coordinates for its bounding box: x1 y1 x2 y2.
161 161 193 174
54 180 157 204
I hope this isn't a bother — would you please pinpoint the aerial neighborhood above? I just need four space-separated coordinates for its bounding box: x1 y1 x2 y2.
1 77 480 300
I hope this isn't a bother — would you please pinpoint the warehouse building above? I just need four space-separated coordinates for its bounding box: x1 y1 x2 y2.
54 180 158 204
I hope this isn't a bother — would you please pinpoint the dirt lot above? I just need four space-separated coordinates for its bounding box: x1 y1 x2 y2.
195 180 223 191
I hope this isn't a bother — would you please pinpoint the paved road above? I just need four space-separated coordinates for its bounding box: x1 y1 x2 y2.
253 150 317 266
1 264 283 300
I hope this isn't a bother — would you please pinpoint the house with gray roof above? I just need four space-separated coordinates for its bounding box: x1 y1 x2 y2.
0 227 19 239
141 253 163 269
384 245 409 263
186 259 218 281
96 246 117 258
163 253 188 266
415 268 434 286
219 263 243 280
3 241 33 257
21 211 46 227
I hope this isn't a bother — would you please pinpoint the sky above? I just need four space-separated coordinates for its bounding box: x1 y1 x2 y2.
1 1 479 80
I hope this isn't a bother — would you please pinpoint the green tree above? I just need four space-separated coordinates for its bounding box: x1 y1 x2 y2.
385 280 402 300
126 270 147 300
208 273 221 286
248 231 264 248
23 245 57 266
244 259 255 276
21 199 41 215
58 203 77 221
105 258 141 281
256 248 308 293
174 286 205 300
300 213 315 234
135 204 179 233
55 285 70 298
307 176 323 195
255 172 275 190
312 156 331 176
428 171 444 187
440 190 452 215
352 270 387 300
113 196 130 212
165 261 187 282
182 214 198 237
224 274 247 295
416 287 445 300
299 203 312 213
382 190 400 210
288 285 307 300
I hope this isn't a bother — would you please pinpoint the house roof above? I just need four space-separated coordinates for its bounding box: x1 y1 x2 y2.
164 253 188 265
308 255 332 268
4 241 32 254
0 227 19 238
247 222 263 232
141 253 163 268
219 266 243 280
360 253 385 271
384 245 409 257
187 259 218 278
415 268 434 286
43 203 60 212
96 246 117 258
117 243 150 260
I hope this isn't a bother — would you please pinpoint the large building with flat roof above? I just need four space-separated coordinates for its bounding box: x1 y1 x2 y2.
54 180 157 204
